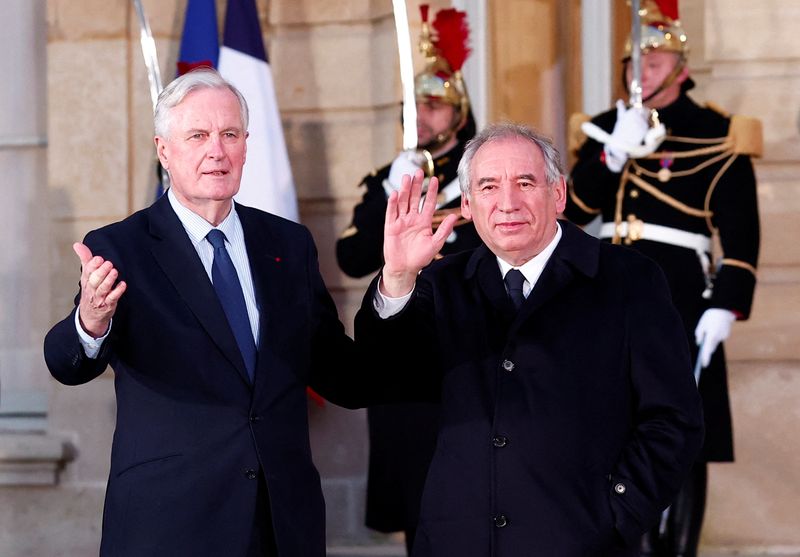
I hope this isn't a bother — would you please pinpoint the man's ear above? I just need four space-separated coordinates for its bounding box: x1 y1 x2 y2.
461 193 472 220
154 136 169 169
553 177 567 214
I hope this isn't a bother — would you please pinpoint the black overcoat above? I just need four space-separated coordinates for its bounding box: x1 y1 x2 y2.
355 221 704 557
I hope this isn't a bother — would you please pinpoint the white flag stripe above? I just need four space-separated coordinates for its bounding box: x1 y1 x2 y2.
219 46 299 222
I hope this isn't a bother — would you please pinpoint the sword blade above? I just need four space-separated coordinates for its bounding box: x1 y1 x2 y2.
629 0 643 108
132 0 164 113
391 0 418 150
693 336 705 385
131 0 169 192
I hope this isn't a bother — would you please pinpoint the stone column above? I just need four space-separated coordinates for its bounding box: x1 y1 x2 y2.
0 0 68 487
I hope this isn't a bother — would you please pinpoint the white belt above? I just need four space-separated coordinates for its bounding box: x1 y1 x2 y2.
599 222 712 253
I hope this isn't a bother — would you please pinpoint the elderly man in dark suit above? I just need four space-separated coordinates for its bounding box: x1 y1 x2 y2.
355 122 704 556
44 69 358 557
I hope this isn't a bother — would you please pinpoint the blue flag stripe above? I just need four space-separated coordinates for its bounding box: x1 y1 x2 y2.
223 0 268 62
178 0 219 69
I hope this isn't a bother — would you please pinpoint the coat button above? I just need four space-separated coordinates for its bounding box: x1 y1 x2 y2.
249 414 261 423
493 515 508 528
614 482 626 494
245 469 257 480
501 359 515 372
493 435 508 448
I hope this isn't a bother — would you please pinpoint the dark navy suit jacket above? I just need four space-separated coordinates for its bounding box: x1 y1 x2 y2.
44 194 358 556
355 221 705 557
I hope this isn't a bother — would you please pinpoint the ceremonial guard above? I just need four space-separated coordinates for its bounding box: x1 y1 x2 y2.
336 5 479 552
564 2 761 556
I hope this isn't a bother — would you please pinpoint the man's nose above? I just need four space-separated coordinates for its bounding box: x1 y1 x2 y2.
206 134 224 158
498 184 521 211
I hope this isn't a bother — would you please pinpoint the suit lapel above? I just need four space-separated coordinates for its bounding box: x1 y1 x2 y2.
237 206 288 392
147 195 252 385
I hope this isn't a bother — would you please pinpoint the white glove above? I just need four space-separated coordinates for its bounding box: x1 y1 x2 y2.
603 100 651 172
385 150 424 193
694 308 736 369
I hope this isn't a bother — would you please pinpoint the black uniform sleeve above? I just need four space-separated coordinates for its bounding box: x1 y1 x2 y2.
335 172 390 278
564 113 620 225
708 154 760 318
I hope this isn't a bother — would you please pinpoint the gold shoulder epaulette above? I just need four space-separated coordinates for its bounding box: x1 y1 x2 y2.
339 225 358 239
705 101 730 118
568 112 591 155
728 114 763 157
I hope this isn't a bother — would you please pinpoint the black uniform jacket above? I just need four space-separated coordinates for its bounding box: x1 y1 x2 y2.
565 93 760 461
44 194 362 557
355 221 705 557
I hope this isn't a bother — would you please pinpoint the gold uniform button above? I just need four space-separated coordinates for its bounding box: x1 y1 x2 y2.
630 189 639 198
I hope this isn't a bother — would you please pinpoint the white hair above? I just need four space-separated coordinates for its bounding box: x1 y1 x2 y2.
457 122 564 196
153 68 249 138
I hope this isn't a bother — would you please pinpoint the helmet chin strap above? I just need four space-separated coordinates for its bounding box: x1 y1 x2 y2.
621 56 687 106
421 129 457 154
419 108 466 154
641 56 687 105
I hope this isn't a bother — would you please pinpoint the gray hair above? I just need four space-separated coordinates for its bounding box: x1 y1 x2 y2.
457 122 564 196
153 68 249 138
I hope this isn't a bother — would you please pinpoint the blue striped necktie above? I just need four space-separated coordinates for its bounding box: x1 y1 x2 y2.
206 229 256 381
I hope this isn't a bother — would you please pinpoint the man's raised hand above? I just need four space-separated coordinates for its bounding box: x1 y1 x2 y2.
74 242 127 338
381 169 458 297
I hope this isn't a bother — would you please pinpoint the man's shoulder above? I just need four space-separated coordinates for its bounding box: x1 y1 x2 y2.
235 203 310 238
422 245 486 284
587 106 618 131
86 204 151 240
597 240 665 282
591 105 617 123
358 162 392 188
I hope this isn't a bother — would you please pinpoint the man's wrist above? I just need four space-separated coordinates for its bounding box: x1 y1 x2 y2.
379 268 418 298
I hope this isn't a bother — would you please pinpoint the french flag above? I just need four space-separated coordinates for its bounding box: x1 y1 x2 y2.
177 0 218 75
176 0 298 222
219 0 299 222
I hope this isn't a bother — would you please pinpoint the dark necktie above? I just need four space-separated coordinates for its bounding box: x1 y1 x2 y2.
504 269 526 311
207 229 256 381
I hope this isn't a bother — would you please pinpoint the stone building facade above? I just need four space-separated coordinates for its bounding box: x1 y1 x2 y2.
0 0 797 555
